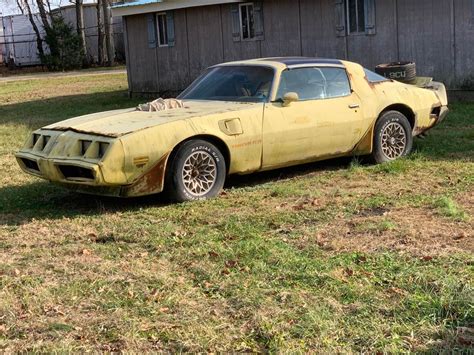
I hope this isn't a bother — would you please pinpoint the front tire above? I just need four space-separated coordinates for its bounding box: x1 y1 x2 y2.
371 111 413 164
165 140 226 202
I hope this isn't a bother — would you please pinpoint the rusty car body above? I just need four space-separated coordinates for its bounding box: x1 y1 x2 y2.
16 57 448 201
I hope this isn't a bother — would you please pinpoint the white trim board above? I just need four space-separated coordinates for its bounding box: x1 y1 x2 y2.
112 0 244 17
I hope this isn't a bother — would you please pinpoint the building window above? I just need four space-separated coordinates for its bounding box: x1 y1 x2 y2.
156 13 168 47
346 0 365 34
239 3 255 40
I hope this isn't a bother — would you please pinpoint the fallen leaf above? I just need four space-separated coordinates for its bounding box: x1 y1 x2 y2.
311 199 321 207
225 260 238 268
208 251 219 259
87 233 97 240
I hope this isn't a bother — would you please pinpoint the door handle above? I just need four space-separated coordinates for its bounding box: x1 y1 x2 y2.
348 104 360 109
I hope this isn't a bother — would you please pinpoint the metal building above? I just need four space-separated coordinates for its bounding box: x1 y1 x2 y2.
1 13 45 66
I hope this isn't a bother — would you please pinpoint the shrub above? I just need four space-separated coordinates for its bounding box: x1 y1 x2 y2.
41 16 84 71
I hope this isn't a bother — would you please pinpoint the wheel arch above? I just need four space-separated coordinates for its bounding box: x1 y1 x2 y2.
168 134 232 175
379 103 416 129
353 103 416 156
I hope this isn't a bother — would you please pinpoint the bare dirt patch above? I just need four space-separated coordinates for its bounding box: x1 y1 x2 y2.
315 207 473 256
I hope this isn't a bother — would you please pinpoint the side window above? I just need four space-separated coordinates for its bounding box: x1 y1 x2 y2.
231 2 264 41
346 0 365 34
147 12 175 48
156 13 168 46
277 67 351 101
240 3 255 40
335 0 375 36
364 68 388 83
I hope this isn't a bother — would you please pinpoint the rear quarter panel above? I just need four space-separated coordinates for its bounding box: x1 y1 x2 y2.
344 61 442 136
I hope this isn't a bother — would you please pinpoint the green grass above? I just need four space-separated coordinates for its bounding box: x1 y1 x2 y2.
0 74 473 352
434 196 469 222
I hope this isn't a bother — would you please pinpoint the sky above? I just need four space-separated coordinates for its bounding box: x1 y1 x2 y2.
0 0 95 16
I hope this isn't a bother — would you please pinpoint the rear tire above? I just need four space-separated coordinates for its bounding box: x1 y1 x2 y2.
371 111 413 164
165 140 226 202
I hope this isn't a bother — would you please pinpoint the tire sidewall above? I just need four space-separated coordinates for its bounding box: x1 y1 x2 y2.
168 140 226 202
373 111 413 163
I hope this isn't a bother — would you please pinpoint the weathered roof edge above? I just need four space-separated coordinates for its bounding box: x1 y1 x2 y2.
112 0 243 17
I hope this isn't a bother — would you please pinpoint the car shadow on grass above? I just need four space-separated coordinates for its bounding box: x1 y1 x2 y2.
0 157 354 226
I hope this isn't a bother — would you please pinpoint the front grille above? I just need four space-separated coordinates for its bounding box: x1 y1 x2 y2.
21 158 40 172
58 165 94 180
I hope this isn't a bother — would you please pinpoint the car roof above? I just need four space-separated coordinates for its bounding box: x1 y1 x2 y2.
214 57 346 70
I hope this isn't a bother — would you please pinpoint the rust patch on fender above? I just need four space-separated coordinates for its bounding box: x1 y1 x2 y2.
122 152 171 197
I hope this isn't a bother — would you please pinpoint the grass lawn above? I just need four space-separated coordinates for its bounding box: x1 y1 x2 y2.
0 74 473 352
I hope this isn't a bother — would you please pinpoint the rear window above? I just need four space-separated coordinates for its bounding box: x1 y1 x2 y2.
364 68 389 83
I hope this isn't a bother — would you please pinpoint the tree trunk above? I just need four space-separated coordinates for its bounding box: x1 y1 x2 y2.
15 0 25 14
75 0 88 65
45 0 53 14
22 0 45 58
102 0 115 66
36 0 51 32
96 0 105 65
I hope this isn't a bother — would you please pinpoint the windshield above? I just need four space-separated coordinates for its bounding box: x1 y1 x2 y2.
178 66 274 102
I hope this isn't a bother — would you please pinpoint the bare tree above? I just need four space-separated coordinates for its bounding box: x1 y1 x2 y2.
102 0 114 66
96 0 105 65
45 0 52 13
17 0 44 58
75 0 88 65
35 0 51 32
15 0 25 14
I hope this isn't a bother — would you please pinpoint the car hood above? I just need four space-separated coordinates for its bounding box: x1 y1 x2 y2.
44 100 262 137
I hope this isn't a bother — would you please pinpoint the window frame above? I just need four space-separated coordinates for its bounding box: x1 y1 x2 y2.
239 2 256 41
156 12 169 47
275 66 353 102
346 0 365 35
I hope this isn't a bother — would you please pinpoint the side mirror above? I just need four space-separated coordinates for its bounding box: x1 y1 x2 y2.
282 92 299 107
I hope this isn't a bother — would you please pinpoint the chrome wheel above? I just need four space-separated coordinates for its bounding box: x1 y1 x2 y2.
181 151 217 197
381 122 407 160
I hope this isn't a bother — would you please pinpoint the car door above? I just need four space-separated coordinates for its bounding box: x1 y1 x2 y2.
262 66 366 169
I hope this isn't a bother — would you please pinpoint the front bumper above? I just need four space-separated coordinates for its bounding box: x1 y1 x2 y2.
15 151 169 198
16 152 109 186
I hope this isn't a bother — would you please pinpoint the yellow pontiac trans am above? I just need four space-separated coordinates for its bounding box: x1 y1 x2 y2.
16 57 449 202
